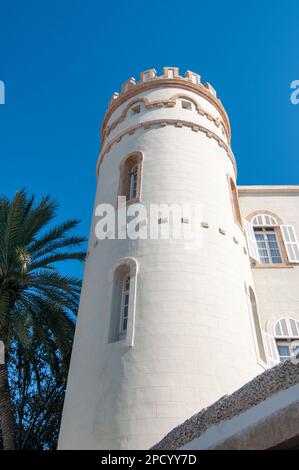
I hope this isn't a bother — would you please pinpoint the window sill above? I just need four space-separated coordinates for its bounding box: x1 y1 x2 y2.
105 338 132 351
117 197 141 208
252 263 294 269
127 197 141 205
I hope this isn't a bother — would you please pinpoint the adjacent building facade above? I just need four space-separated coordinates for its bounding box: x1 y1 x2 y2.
239 186 299 366
58 68 299 450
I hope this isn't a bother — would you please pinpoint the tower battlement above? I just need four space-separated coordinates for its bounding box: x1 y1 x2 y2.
101 67 229 147
108 67 217 107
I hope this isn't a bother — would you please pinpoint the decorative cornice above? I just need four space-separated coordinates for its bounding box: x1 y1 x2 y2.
102 94 228 144
96 119 237 179
238 186 299 195
101 68 231 145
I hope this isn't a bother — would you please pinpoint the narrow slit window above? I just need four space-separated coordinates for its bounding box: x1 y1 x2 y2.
108 259 137 345
130 165 138 200
248 287 267 364
228 176 242 227
131 105 141 114
120 274 130 336
118 153 143 203
181 100 192 110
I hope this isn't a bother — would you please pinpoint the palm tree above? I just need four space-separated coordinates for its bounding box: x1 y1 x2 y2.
0 190 86 449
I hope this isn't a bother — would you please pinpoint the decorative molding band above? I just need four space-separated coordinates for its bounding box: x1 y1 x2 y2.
95 119 237 178
101 77 231 145
102 94 228 144
238 186 299 195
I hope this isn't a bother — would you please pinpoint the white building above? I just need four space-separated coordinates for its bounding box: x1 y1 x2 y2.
58 68 299 450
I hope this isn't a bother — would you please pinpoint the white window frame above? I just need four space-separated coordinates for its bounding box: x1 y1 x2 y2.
276 339 299 362
263 332 280 368
254 227 283 264
250 213 299 265
107 257 138 348
119 274 130 338
272 317 299 363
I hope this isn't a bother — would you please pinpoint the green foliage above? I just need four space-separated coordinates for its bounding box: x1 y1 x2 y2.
8 341 69 449
0 189 86 449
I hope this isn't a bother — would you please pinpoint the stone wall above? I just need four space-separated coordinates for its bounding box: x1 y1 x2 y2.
152 356 299 450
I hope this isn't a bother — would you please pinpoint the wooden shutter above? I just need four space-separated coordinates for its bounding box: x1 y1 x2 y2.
244 220 260 262
275 317 299 338
264 332 280 368
280 225 299 263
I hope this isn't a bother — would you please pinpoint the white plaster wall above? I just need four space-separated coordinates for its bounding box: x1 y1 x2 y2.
103 87 228 147
58 88 263 450
239 190 299 334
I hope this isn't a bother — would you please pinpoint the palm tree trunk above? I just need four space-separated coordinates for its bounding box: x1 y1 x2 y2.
0 349 15 450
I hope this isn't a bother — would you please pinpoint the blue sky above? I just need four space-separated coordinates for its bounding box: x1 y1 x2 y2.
0 0 299 279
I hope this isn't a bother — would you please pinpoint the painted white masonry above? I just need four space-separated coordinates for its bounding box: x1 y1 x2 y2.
58 70 264 450
238 186 299 338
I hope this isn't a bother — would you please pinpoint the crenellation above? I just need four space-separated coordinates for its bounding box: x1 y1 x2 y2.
185 70 201 84
109 92 119 107
140 69 157 82
204 82 217 97
108 67 218 106
162 66 180 78
121 77 136 93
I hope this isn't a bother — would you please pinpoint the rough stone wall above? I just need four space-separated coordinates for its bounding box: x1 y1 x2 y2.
152 356 299 450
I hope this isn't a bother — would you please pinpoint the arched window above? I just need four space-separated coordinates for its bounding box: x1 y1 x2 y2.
252 214 278 227
227 175 242 227
247 286 267 364
245 211 299 265
108 258 138 345
120 273 130 337
129 164 138 200
274 317 299 361
118 153 143 203
251 213 282 264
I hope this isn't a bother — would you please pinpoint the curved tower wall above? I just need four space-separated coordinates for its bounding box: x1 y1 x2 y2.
59 68 264 450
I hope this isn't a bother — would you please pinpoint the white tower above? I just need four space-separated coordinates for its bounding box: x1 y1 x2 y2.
59 67 265 450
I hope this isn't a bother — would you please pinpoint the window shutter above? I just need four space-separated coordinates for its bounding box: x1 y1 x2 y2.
275 317 299 338
280 225 299 263
264 332 280 368
244 220 260 262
